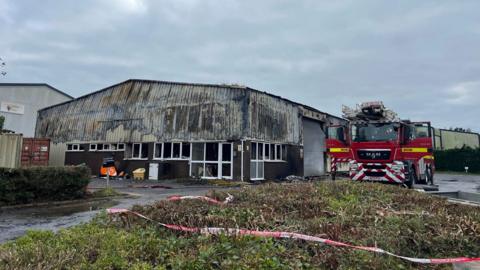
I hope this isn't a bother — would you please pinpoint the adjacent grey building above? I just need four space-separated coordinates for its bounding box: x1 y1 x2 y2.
0 83 73 136
36 79 345 181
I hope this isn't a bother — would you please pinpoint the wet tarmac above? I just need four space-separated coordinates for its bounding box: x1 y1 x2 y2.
0 182 221 243
0 174 479 243
435 173 480 193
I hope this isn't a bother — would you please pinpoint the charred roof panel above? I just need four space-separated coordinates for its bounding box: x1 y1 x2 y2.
36 80 250 143
36 79 341 144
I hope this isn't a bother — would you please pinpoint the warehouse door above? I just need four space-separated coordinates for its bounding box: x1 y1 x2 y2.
250 142 264 180
190 142 233 179
303 119 326 176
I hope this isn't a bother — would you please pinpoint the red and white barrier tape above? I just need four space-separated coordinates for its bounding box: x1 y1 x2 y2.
167 194 234 204
106 196 480 265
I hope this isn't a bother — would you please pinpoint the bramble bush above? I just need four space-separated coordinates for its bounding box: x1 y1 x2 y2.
0 165 90 206
434 147 480 173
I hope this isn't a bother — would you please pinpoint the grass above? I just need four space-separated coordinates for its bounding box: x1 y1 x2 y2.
91 187 121 198
1 181 479 269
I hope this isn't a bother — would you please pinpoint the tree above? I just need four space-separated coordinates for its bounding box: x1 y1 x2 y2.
0 115 5 131
0 57 6 76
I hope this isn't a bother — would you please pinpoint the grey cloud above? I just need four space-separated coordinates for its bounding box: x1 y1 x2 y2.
1 0 480 131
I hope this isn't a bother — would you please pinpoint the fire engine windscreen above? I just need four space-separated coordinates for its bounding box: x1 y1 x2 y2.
352 123 399 142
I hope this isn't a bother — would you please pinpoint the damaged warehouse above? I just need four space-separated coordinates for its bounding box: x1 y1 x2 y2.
35 79 345 181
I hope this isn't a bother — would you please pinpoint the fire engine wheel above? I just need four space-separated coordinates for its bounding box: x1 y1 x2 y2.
425 166 434 185
405 166 416 189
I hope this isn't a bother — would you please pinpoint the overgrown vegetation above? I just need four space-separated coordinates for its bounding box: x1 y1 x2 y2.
1 181 479 269
92 187 121 198
0 166 90 206
435 147 480 173
0 115 5 131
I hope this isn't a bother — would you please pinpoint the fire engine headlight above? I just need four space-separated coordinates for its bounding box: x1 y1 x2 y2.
350 163 359 171
391 164 403 172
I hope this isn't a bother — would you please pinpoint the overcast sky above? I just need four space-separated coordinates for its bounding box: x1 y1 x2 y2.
1 0 479 131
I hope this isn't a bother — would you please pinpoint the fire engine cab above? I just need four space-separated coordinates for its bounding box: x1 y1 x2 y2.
327 101 435 188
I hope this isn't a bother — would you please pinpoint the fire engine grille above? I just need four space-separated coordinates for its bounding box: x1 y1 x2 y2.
357 150 391 160
363 164 386 170
364 171 386 177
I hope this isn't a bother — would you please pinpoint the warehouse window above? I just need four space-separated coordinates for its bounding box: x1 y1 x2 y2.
66 144 84 152
164 143 172 159
182 143 190 159
269 144 275 160
172 142 181 158
154 143 163 159
118 143 125 151
153 142 190 160
264 144 270 160
131 143 148 159
90 143 125 152
190 142 232 179
262 143 285 162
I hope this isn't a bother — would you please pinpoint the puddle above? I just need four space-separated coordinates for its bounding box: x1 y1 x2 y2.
10 200 119 218
0 199 118 243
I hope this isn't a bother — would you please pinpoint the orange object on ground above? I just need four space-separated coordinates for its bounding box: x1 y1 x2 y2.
100 166 117 177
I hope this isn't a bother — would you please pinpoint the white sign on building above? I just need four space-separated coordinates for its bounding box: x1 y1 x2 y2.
0 101 25 115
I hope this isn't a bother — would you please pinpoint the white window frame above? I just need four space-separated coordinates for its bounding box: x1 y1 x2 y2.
66 144 83 152
131 143 148 160
181 142 191 159
89 144 97 151
153 142 190 160
263 143 286 162
117 143 125 151
281 145 287 161
171 142 182 159
103 144 110 151
153 142 163 160
189 142 233 180
92 143 126 152
251 142 265 180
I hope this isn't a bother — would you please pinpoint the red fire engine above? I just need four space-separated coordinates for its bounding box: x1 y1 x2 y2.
327 101 435 188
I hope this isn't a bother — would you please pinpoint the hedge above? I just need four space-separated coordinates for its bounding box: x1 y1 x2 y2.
434 147 480 173
0 165 91 206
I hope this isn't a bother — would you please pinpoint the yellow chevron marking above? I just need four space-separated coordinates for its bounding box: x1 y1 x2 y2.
401 147 429 153
329 148 350 153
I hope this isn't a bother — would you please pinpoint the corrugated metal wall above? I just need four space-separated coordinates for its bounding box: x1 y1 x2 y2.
36 80 310 145
36 81 249 143
248 91 301 143
0 133 22 168
48 142 66 166
436 129 480 150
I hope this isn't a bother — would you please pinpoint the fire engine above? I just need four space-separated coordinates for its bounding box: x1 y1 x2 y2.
327 101 435 188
